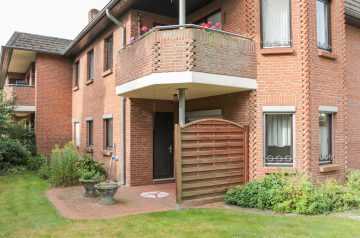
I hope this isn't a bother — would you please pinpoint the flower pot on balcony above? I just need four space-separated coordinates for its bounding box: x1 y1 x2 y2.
94 182 120 205
79 178 101 198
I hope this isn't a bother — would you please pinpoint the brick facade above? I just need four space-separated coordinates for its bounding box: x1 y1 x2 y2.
3 0 360 187
35 54 73 154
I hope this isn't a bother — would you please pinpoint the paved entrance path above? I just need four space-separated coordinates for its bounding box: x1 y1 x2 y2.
47 183 176 220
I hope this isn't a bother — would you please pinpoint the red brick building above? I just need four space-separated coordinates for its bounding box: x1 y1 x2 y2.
1 0 360 194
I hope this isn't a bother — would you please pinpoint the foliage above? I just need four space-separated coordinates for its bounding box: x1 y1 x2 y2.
0 138 31 174
77 154 105 181
0 91 36 173
225 171 360 215
46 142 81 186
26 155 46 171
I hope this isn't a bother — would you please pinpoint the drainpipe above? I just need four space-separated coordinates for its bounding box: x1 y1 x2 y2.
106 9 125 49
120 97 126 185
178 88 186 126
106 9 126 185
179 0 186 25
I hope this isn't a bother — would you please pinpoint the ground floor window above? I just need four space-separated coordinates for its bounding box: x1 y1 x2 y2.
264 114 294 167
87 120 93 147
319 113 333 164
104 118 113 150
74 122 80 147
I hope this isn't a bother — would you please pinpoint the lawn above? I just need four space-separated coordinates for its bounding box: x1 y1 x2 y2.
1 174 360 238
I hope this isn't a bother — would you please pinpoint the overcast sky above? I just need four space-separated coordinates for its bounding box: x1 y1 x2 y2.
0 0 110 45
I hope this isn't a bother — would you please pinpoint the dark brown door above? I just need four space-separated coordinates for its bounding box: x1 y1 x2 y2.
153 112 174 179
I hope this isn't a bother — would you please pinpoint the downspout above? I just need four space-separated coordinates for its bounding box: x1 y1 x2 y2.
106 9 126 185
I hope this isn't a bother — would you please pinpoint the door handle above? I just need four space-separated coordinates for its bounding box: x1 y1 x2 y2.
168 145 173 154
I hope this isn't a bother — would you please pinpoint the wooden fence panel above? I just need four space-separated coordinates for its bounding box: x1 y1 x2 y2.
175 119 249 203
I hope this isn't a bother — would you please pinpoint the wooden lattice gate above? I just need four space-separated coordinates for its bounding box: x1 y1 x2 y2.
175 119 249 203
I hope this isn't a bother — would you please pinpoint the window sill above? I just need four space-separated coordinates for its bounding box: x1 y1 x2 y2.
102 68 113 78
263 167 297 174
102 150 112 157
261 48 294 55
72 86 79 92
86 80 94 85
318 50 337 60
319 164 341 173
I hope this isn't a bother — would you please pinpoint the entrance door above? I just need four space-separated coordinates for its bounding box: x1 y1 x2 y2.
153 112 174 179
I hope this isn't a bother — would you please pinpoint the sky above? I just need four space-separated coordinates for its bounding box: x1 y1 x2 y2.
0 0 110 46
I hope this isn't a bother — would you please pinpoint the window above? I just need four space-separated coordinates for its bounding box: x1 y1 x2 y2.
264 114 294 167
74 122 80 147
9 78 27 85
87 120 93 147
74 61 80 87
261 0 291 48
87 49 94 81
317 0 331 51
194 11 222 30
319 113 333 164
104 119 113 150
104 35 113 71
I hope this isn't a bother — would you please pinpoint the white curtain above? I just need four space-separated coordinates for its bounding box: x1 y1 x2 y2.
317 0 329 47
267 114 291 147
75 123 80 146
262 0 291 47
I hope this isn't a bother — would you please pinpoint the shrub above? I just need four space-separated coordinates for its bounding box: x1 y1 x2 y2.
0 138 31 170
26 155 46 171
47 142 81 186
225 171 360 215
77 155 105 180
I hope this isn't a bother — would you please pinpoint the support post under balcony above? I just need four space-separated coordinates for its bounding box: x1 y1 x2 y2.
179 0 186 25
178 88 186 126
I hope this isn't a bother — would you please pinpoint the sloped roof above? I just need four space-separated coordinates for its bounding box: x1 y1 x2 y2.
346 0 360 19
6 32 72 55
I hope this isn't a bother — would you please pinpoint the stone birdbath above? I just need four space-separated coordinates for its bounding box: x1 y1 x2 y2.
79 178 102 198
94 182 120 205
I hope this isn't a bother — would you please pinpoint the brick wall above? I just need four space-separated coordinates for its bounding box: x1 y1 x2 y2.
3 85 35 106
35 54 73 154
346 25 360 169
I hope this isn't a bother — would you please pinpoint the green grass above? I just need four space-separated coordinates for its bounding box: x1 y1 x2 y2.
1 174 360 238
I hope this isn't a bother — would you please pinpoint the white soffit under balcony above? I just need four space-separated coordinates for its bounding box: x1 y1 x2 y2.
8 50 36 73
116 71 257 100
14 105 36 112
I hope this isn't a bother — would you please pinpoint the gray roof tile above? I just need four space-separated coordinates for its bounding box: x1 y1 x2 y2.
6 32 72 55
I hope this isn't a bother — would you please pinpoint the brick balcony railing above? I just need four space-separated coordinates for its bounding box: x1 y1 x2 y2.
3 84 35 106
116 25 257 86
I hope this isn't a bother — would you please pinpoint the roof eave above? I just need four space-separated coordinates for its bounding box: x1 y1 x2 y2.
63 0 122 56
0 46 13 89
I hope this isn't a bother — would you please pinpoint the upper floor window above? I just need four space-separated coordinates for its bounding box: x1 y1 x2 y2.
8 78 27 85
74 61 80 87
104 35 113 71
319 113 333 164
87 49 94 81
264 113 294 167
195 10 222 30
317 0 331 51
261 0 291 48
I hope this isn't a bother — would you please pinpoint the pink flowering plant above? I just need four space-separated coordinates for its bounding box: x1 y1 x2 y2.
199 21 222 30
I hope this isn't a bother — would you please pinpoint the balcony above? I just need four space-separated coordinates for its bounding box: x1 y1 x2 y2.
3 84 35 107
116 25 257 100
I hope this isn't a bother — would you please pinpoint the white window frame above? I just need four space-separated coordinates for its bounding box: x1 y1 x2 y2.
319 106 336 164
263 106 296 167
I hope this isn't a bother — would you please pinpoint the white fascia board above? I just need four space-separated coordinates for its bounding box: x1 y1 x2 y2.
319 106 338 113
14 105 36 112
263 106 296 113
116 71 257 95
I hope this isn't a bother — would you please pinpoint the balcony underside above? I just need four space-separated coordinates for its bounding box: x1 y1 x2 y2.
116 71 257 100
